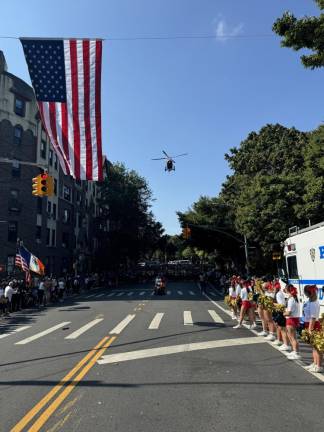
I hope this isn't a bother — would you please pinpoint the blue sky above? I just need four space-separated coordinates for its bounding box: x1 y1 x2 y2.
0 0 322 234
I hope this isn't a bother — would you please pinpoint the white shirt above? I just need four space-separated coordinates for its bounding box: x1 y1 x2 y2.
276 290 286 306
241 287 249 301
265 288 275 299
58 281 65 290
286 297 299 318
0 288 4 297
4 286 14 301
229 287 236 297
303 300 320 322
38 282 45 291
235 284 241 297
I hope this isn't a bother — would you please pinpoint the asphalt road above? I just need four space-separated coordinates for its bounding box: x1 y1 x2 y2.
1 281 324 432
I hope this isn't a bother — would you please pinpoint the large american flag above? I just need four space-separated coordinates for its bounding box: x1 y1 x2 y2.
20 38 103 181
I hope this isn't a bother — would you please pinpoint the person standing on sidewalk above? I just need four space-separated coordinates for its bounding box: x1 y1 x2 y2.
303 285 323 373
38 278 46 308
4 281 14 314
284 285 301 360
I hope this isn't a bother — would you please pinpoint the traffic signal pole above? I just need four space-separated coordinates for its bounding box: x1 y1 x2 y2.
0 157 48 170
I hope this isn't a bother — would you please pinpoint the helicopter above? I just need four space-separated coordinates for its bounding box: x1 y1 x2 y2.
151 150 188 172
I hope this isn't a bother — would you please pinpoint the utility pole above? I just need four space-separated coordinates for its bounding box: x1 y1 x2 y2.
244 234 250 278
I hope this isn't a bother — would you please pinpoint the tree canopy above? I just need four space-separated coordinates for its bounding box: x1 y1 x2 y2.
273 0 324 68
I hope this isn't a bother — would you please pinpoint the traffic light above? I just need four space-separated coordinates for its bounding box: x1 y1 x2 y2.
182 226 191 240
32 173 54 197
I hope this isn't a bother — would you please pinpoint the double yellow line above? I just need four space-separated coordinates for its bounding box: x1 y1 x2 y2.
11 335 116 432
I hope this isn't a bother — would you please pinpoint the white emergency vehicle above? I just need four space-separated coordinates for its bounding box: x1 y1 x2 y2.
281 221 324 314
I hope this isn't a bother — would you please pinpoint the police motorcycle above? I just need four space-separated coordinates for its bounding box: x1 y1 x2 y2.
154 275 166 295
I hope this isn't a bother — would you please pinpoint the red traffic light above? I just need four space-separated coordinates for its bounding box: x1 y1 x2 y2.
41 173 48 180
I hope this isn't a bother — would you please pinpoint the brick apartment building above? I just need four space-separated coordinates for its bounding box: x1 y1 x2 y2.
0 50 109 277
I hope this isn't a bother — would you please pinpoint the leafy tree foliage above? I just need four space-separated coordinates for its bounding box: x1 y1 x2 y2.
273 0 324 69
96 163 163 269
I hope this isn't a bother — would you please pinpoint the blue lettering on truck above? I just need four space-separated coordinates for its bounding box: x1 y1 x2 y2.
319 246 324 259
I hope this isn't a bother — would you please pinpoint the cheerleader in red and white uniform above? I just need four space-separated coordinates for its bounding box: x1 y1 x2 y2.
303 285 323 373
284 285 301 360
233 280 256 329
228 277 239 320
263 281 276 341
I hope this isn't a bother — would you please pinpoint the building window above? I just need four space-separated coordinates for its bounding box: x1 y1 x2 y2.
47 201 52 215
10 189 19 200
46 228 50 246
37 197 42 214
51 229 56 247
63 208 71 223
52 203 57 220
36 226 42 241
14 125 23 145
62 232 69 248
54 179 57 195
49 149 53 166
54 154 58 170
12 161 20 177
7 255 15 274
8 221 18 242
40 140 47 159
14 97 25 117
8 189 20 212
63 185 71 201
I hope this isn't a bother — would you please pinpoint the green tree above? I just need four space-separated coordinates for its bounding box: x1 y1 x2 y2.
96 163 163 269
273 0 324 69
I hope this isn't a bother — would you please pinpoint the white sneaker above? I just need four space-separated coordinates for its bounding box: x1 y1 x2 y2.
231 315 236 320
265 334 276 341
250 323 257 329
279 344 291 352
233 324 242 329
287 351 301 361
305 363 315 370
272 339 282 346
309 365 323 373
257 331 267 337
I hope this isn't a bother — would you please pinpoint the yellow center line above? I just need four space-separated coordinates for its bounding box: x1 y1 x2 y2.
11 336 110 432
28 336 116 432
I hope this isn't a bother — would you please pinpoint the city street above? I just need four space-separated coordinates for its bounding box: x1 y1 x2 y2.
0 282 323 432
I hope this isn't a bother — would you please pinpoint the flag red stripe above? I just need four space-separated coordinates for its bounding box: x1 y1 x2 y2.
61 103 70 164
70 40 81 180
95 40 103 181
83 40 93 180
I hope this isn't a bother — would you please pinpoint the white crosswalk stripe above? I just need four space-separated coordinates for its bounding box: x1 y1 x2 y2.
107 292 115 297
127 292 134 296
183 311 193 326
86 294 96 298
148 313 164 330
139 291 145 296
110 314 136 335
208 310 224 324
167 290 171 295
15 322 71 345
189 291 195 295
65 318 104 339
116 292 124 297
177 290 183 295
95 293 105 298
0 325 31 340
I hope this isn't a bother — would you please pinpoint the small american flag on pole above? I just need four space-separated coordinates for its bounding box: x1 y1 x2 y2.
20 38 103 181
15 247 30 273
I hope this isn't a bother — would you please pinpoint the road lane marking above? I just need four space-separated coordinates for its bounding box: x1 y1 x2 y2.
65 319 104 340
139 291 145 296
86 294 96 298
15 322 71 345
11 336 110 432
116 292 124 297
109 314 136 335
127 292 134 296
107 292 115 297
189 291 195 295
148 313 164 330
208 310 224 324
183 311 193 326
95 293 105 298
26 337 116 432
0 326 31 340
98 337 265 365
167 290 171 295
177 290 183 295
